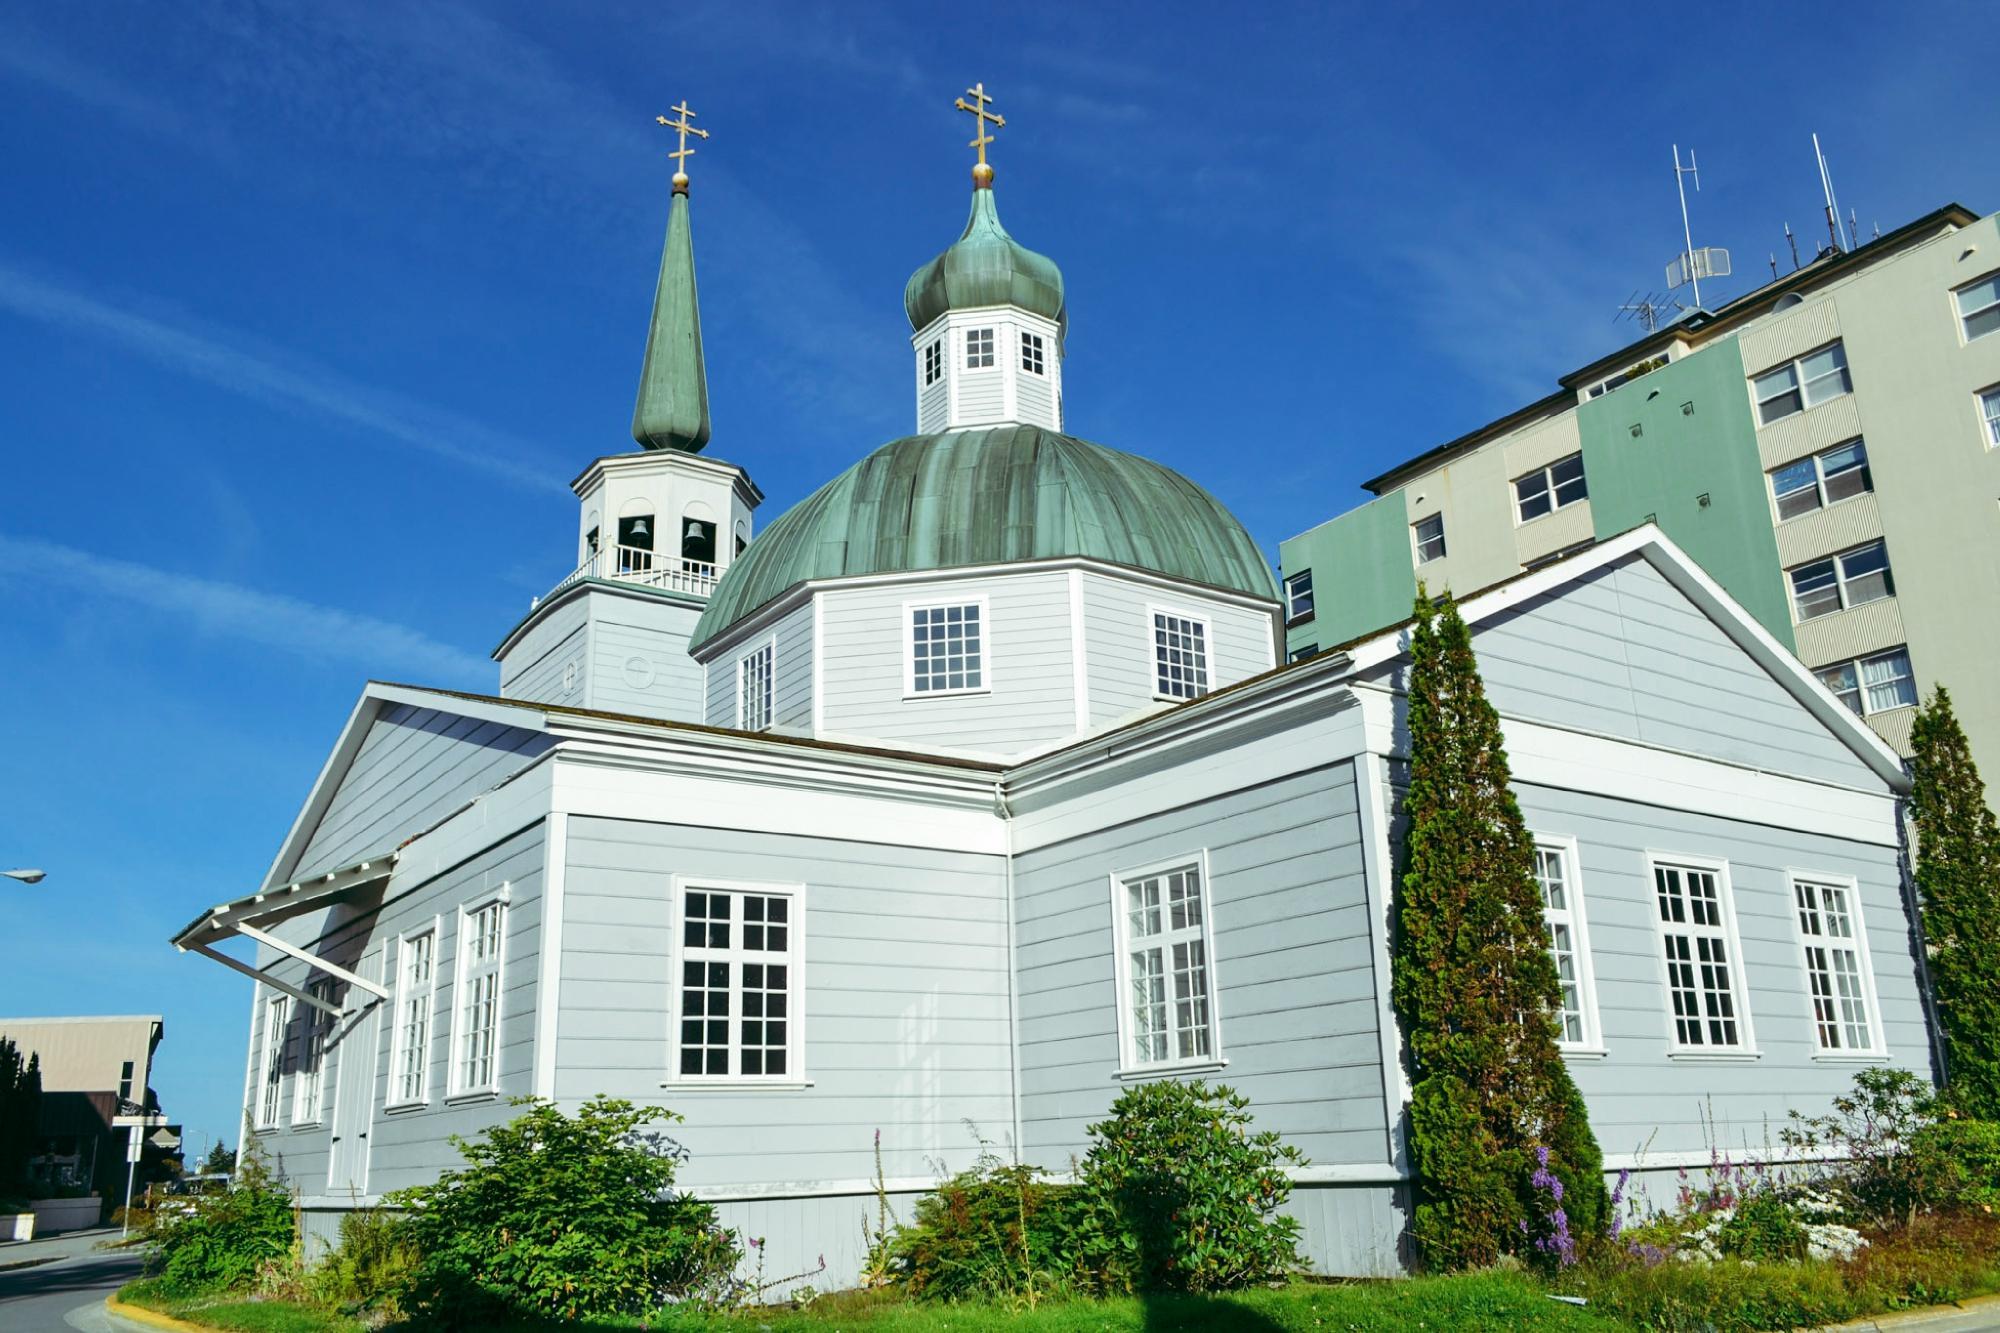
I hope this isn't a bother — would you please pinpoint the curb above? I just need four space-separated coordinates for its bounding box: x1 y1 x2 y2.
104 1295 210 1331
1825 1291 2000 1330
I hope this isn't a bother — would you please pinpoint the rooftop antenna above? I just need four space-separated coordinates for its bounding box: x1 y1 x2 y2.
1666 144 1730 306
1848 208 1860 250
1813 132 1844 254
1769 253 1779 279
1616 290 1680 333
1784 221 1800 270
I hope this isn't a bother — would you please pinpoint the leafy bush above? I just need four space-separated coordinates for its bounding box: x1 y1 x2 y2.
304 1209 420 1318
1782 1067 2000 1225
889 1155 1079 1303
1070 1079 1304 1294
149 1143 295 1293
386 1096 740 1326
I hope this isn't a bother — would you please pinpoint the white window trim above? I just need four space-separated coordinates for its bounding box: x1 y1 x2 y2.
1788 540 1894 623
964 326 998 371
1818 646 1917 719
1146 603 1214 702
664 875 810 1089
1108 850 1226 1078
735 635 776 732
291 978 335 1125
1752 340 1851 426
1284 570 1315 621
1954 270 2000 344
1020 329 1046 377
1646 852 1760 1059
1512 455 1589 527
902 593 992 699
1533 834 1604 1055
1768 438 1871 524
922 338 943 387
386 920 441 1109
1784 870 1888 1060
255 992 289 1130
1977 384 2000 449
447 888 511 1099
1412 513 1446 564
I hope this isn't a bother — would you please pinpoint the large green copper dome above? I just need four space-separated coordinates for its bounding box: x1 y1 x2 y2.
690 426 1276 649
903 189 1066 334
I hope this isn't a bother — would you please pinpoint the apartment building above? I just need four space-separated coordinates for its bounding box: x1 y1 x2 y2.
1281 202 2000 783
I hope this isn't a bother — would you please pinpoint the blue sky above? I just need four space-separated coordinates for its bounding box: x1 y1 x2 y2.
1 0 1993 1156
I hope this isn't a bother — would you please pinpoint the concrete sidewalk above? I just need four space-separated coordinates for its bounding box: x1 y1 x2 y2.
1825 1294 2000 1331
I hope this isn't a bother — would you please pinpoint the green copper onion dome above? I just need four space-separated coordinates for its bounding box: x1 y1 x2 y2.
690 426 1276 649
631 185 711 453
903 188 1066 336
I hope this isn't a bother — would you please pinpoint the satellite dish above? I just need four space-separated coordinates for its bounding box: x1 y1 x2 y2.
1667 246 1732 290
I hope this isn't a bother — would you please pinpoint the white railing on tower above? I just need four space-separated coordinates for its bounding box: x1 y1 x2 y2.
534 545 721 608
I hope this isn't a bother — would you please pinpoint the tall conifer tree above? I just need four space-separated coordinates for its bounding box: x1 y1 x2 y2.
1390 591 1605 1269
1908 686 2000 1119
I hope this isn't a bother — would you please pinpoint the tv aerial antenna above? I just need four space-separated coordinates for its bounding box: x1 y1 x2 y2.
1616 291 1682 333
1665 144 1730 306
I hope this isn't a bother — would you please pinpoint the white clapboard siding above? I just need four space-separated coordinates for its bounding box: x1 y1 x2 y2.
1080 570 1278 726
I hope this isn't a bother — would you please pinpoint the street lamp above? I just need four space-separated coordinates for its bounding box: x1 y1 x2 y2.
3 869 45 884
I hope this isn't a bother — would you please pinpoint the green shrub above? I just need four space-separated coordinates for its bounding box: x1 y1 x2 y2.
889 1157 1079 1303
1783 1067 2000 1225
1070 1079 1304 1294
149 1143 295 1294
386 1096 740 1326
304 1209 419 1318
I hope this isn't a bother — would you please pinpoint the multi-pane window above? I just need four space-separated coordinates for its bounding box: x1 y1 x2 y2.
1119 863 1216 1067
1956 272 2000 342
1515 454 1589 523
1788 540 1894 622
738 643 773 731
1794 878 1875 1052
1413 513 1446 564
923 339 942 386
294 979 334 1123
1980 386 2000 447
391 930 435 1104
1770 439 1872 521
910 602 984 694
1753 342 1851 424
1152 611 1210 700
1021 330 1045 375
1534 843 1592 1046
1654 861 1747 1049
117 1061 134 1104
965 327 995 369
1817 646 1916 717
675 886 799 1080
1284 569 1315 621
257 995 288 1128
455 901 506 1094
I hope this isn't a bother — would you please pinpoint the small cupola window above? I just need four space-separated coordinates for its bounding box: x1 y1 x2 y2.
966 327 995 368
924 339 943 385
682 516 718 567
618 513 655 573
1021 331 1045 376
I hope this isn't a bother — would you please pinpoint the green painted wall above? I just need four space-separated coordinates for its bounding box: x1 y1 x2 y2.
1277 492 1418 655
1578 339 1795 649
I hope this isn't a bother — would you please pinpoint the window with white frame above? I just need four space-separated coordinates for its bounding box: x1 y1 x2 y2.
1793 877 1877 1053
1769 438 1872 521
390 930 436 1105
1653 860 1748 1050
923 339 942 386
965 327 995 369
1956 272 2000 342
1534 841 1596 1047
1284 569 1315 621
293 979 334 1124
1115 861 1218 1068
1817 645 1916 718
673 884 801 1080
1788 540 1894 622
1021 330 1045 375
909 601 984 694
1980 386 2000 447
1515 454 1589 523
738 642 773 731
256 994 289 1129
1151 610 1210 700
1413 513 1446 564
117 1061 134 1104
1753 342 1851 424
454 900 506 1094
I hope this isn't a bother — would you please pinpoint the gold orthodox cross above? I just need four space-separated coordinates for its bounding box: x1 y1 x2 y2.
656 100 709 191
954 82 1004 184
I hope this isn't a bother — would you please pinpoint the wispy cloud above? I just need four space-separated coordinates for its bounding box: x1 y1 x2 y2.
0 264 565 494
0 534 491 681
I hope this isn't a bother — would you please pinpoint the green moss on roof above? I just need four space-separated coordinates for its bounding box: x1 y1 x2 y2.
904 188 1065 334
691 426 1277 649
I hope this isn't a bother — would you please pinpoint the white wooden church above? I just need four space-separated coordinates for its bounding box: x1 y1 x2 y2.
175 100 1932 1281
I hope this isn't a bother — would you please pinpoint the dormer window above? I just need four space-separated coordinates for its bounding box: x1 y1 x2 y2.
924 339 943 386
966 327 995 369
1021 331 1045 376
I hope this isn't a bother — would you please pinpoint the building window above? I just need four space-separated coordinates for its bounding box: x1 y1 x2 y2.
256 995 288 1129
454 901 506 1095
1412 513 1447 564
1770 438 1872 521
616 513 655 573
390 930 436 1105
1152 610 1210 700
672 883 802 1081
1284 570 1315 622
294 980 333 1124
1955 272 2000 342
117 1060 134 1104
909 601 984 694
1113 860 1219 1069
1021 330 1045 375
1534 840 1597 1048
1793 877 1878 1053
1817 646 1917 717
1980 386 2000 447
1515 454 1589 523
1289 643 1318 663
1753 341 1851 425
965 327 995 369
923 339 943 386
738 642 773 731
1788 540 1893 622
1653 860 1749 1050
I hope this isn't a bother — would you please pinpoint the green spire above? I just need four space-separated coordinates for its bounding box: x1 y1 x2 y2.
903 187 1066 335
631 184 711 453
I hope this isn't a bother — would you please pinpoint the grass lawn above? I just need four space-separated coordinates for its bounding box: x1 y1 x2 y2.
118 1278 366 1333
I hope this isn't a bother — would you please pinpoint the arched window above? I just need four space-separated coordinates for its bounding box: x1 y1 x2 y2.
681 500 719 569
618 500 656 574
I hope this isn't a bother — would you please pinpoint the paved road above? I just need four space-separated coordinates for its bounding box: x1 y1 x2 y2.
0 1229 150 1332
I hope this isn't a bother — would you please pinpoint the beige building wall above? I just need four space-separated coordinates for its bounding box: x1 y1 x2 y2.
0 1016 161 1095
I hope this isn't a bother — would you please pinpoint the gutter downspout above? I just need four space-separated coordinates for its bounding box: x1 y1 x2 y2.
994 778 1026 1165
